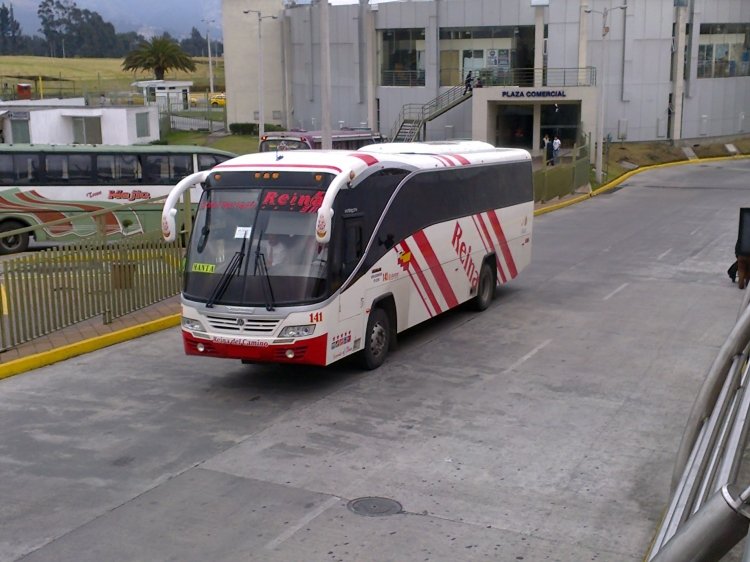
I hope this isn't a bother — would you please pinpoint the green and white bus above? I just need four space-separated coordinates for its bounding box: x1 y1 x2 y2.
0 144 236 254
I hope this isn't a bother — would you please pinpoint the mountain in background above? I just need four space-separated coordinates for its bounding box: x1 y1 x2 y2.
9 0 222 40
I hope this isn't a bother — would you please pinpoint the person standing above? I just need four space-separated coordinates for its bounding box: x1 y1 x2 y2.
552 135 561 165
544 134 554 166
463 71 473 95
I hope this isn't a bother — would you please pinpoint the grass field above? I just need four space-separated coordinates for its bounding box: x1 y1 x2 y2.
0 55 225 97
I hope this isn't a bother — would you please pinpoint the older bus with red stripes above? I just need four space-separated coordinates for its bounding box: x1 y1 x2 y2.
0 144 235 254
161 140 533 369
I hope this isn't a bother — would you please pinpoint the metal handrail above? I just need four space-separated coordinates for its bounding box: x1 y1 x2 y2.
648 297 750 560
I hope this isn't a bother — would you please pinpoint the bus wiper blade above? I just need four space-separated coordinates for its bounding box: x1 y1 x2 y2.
254 231 275 311
206 235 248 308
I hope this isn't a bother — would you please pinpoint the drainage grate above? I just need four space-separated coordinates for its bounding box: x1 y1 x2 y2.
347 497 402 517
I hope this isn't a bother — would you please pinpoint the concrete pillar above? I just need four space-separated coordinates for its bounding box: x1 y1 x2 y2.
670 4 687 140
534 7 545 87
578 1 589 84
533 104 541 156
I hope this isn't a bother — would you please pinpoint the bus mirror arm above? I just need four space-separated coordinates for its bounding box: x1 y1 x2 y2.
162 171 210 242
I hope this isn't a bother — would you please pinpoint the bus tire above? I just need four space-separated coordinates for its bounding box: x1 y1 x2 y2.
0 220 30 255
361 307 390 370
472 260 495 311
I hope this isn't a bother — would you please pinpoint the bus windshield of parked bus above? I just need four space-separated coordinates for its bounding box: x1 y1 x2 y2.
258 129 382 152
184 171 335 308
0 144 235 254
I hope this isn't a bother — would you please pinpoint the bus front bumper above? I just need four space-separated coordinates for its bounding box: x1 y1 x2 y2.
182 330 328 366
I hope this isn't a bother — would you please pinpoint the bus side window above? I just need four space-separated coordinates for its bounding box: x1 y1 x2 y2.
342 218 364 278
45 154 69 182
14 154 39 183
68 154 93 182
143 155 167 184
0 154 12 184
97 155 115 181
198 154 226 171
170 155 191 181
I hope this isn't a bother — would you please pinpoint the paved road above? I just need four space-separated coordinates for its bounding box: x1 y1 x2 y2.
1 160 749 562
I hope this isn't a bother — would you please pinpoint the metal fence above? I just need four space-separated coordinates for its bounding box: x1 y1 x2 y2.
533 142 590 203
0 233 183 351
647 290 750 561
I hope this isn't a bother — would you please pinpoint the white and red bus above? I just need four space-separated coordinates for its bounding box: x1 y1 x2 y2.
162 141 533 369
258 129 382 152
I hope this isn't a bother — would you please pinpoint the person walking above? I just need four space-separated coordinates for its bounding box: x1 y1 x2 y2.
463 71 473 95
544 134 554 166
552 135 561 165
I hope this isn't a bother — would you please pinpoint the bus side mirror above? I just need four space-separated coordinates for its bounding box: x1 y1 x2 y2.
316 208 333 244
162 207 178 242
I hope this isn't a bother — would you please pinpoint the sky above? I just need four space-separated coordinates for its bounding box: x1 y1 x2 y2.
10 0 223 39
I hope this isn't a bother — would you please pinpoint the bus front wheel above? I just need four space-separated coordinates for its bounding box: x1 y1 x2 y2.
0 220 30 255
472 260 495 311
362 307 390 370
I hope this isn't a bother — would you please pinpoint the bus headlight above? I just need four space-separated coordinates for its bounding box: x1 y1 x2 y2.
279 324 316 338
182 317 206 332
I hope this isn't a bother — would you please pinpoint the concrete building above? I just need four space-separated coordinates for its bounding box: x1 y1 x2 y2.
222 0 750 154
0 98 161 145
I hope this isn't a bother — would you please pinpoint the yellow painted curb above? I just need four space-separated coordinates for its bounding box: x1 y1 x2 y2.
534 153 750 217
0 314 181 380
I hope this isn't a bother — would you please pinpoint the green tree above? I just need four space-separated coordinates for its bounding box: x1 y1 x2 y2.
180 27 205 57
0 3 22 54
121 35 197 80
37 0 73 57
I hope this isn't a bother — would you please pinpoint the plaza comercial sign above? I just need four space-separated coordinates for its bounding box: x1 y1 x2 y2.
500 89 567 98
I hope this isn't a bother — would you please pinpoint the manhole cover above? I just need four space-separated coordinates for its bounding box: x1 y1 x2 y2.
347 497 402 517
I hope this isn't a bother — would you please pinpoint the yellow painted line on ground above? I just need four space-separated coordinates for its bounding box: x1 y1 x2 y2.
0 314 181 380
535 153 750 217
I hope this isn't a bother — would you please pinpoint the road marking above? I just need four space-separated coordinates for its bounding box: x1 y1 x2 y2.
265 495 340 550
502 339 551 375
657 248 672 260
603 282 629 301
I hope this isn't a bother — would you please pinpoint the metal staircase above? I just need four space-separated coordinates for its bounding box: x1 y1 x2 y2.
388 84 472 142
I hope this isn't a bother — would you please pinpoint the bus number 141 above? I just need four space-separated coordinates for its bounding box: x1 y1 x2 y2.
309 312 323 323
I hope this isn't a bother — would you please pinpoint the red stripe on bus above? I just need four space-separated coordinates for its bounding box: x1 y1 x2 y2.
214 163 343 173
18 192 120 231
448 153 471 165
412 230 459 309
349 153 379 166
486 210 518 279
396 247 434 318
431 155 454 167
400 240 442 315
475 213 507 283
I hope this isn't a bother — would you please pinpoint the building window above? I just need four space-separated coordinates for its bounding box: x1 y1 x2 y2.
439 26 536 87
10 119 30 143
378 28 425 86
697 23 750 78
72 117 102 144
136 112 150 138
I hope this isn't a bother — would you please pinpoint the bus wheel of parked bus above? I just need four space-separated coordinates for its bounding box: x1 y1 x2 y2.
472 259 496 312
362 307 391 370
0 220 30 255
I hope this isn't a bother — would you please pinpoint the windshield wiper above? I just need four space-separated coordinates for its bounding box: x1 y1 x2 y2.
206 234 248 308
254 230 275 311
196 193 212 253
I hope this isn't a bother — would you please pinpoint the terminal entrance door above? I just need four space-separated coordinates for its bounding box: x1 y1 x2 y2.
540 102 581 149
495 105 533 149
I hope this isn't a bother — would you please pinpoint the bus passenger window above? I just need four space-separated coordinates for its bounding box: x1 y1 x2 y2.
68 154 92 182
14 154 39 183
143 155 167 184
0 155 13 184
45 154 69 182
96 155 115 181
170 155 191 180
342 220 364 277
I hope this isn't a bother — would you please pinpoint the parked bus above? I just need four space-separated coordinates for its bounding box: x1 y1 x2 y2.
258 129 382 152
0 144 236 254
162 141 533 369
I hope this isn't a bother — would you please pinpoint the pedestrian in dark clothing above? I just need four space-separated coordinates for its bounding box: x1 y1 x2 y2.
463 71 473 95
545 135 554 165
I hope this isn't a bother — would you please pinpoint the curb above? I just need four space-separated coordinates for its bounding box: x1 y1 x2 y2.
0 314 181 380
535 153 750 216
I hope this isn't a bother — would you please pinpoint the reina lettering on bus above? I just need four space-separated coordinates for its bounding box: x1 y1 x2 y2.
108 189 152 201
452 222 479 288
260 190 325 213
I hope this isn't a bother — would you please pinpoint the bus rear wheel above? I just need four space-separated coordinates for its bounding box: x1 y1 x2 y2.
361 307 390 370
472 260 495 311
0 220 30 255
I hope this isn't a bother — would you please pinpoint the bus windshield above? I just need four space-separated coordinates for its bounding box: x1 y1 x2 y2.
184 184 331 307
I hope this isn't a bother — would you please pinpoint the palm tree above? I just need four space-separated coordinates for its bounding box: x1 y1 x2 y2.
122 35 196 80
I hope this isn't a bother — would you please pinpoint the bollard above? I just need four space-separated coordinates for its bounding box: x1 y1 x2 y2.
652 485 750 562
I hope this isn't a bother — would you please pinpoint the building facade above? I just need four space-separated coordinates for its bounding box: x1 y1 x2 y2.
223 0 750 153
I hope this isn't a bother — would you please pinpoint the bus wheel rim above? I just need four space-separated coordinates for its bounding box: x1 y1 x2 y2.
371 322 387 357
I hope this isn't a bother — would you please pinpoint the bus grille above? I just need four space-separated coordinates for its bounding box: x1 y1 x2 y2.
205 315 280 335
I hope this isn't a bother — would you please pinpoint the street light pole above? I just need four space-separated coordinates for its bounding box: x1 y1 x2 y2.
585 5 626 185
244 10 277 140
202 18 216 94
